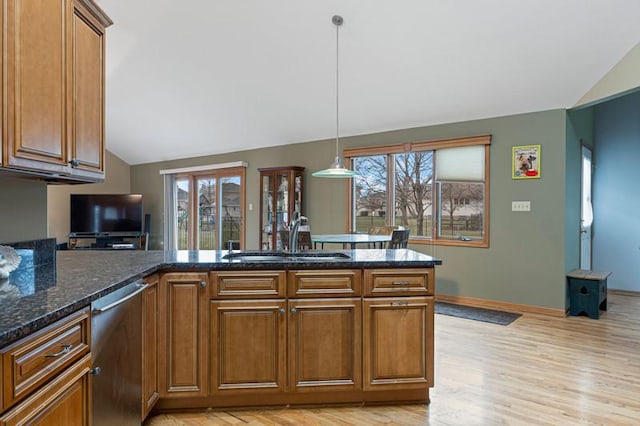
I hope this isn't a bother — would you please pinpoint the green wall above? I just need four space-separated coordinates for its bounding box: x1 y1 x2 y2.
0 176 48 243
47 151 132 243
131 108 573 310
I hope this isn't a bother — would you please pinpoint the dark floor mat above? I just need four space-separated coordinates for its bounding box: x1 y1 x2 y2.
435 302 522 325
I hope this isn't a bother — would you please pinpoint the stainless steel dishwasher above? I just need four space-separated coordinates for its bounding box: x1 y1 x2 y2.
91 280 146 426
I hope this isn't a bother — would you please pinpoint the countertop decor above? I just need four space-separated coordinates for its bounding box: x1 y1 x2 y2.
0 245 21 279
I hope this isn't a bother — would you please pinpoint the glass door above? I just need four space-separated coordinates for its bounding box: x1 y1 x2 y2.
220 175 242 250
580 145 593 270
176 177 190 250
171 166 245 250
196 176 216 249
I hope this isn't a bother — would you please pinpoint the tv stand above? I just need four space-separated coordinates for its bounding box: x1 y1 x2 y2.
68 233 148 250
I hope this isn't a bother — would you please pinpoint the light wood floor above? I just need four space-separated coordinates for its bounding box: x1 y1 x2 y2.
145 292 640 425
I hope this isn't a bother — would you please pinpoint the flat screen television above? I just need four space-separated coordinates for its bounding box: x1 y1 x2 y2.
70 194 143 235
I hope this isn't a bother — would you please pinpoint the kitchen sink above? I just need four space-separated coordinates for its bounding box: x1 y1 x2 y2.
222 251 350 262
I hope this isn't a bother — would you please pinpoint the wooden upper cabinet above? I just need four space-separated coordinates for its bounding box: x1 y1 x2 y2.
69 0 107 178
1 0 111 182
3 0 67 171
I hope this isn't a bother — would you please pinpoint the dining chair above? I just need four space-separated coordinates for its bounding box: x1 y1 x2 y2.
279 230 312 251
367 225 395 248
387 229 410 249
278 229 290 250
297 231 312 251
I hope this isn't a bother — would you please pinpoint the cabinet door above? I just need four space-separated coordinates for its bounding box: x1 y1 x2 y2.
3 0 68 172
260 173 274 250
142 274 159 420
69 0 105 178
0 354 91 426
288 298 361 393
210 300 286 395
363 297 434 391
158 272 209 398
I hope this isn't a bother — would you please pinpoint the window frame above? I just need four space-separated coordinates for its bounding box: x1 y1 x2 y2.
345 135 491 248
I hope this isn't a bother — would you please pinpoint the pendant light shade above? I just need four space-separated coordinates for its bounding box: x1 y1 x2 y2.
313 15 359 178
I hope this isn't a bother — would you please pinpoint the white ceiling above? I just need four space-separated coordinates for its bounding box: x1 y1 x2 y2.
99 0 640 165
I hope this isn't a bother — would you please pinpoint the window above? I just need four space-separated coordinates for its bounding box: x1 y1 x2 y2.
162 163 246 250
346 135 490 247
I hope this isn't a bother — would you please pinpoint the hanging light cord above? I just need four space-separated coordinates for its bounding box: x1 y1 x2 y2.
334 15 341 160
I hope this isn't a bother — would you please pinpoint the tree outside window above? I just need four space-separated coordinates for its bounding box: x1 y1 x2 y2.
347 135 490 247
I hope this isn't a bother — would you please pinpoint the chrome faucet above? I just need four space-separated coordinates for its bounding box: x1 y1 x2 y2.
288 211 307 253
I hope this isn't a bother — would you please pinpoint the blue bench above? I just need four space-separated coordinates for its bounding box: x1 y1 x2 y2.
567 270 610 319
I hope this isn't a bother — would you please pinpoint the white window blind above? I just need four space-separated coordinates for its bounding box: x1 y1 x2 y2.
435 145 484 181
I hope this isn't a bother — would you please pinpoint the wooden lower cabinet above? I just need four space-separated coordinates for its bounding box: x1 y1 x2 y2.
158 272 209 398
363 296 434 391
288 298 361 393
142 274 159 420
209 298 362 396
210 300 287 394
156 267 435 409
0 354 91 426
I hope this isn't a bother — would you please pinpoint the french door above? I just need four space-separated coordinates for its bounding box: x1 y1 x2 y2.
175 168 245 250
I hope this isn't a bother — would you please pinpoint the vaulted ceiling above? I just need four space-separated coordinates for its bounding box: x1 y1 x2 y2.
99 0 640 165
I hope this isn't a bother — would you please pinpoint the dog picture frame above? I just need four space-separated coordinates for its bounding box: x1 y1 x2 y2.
512 145 541 179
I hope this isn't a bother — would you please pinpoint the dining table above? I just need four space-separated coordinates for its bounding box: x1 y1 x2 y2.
311 233 392 249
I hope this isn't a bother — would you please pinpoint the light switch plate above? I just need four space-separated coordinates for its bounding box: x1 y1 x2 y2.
512 201 531 211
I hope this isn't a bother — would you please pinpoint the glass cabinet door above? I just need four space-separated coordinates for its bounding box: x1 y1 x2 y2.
259 167 304 251
261 174 274 250
275 173 289 250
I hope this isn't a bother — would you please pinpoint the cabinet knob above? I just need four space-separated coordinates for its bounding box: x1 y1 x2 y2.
68 159 80 167
89 367 102 375
290 307 297 314
279 308 285 314
199 280 207 288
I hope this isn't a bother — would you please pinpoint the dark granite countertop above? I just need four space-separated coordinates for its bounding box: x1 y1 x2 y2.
0 248 441 347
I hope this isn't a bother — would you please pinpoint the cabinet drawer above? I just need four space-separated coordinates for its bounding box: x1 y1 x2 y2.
288 270 361 297
1 307 90 409
210 271 286 298
0 354 91 425
364 269 433 296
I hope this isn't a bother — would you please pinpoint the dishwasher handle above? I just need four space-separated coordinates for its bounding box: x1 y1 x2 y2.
92 283 148 314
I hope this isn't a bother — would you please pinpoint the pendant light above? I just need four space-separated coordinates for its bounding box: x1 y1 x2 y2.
312 15 359 178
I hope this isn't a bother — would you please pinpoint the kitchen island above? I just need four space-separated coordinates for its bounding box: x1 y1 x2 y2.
1 248 441 420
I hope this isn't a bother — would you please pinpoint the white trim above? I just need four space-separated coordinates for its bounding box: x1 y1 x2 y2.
159 161 248 175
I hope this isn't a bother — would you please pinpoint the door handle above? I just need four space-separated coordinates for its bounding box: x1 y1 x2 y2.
45 344 73 358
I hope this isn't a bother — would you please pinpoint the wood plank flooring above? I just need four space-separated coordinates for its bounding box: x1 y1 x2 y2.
145 292 640 425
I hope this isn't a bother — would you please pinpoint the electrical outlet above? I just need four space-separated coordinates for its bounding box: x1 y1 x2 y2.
512 201 531 212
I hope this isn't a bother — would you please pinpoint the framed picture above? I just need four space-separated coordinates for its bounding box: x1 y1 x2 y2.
512 145 540 179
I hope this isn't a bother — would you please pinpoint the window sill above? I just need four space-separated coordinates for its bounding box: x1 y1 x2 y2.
409 238 489 248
